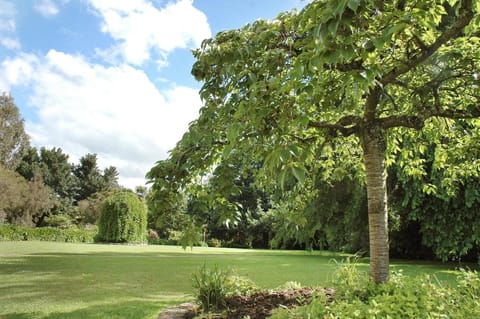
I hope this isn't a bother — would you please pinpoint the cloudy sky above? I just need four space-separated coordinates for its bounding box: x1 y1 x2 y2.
0 0 308 189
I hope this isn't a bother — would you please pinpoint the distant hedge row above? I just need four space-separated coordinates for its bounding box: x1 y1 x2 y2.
0 224 98 243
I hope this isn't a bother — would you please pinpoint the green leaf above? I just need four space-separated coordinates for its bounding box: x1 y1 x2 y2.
372 37 386 50
347 0 360 12
222 143 233 158
332 0 348 16
227 124 240 143
292 165 306 183
385 23 407 38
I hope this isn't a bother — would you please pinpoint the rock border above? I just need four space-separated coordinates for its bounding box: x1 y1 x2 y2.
158 302 200 319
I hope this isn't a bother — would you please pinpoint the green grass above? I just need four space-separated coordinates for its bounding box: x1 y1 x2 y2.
0 241 476 319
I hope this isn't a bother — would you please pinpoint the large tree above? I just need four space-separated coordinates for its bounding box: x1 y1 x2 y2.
0 93 30 170
74 153 119 201
148 0 480 283
17 147 77 200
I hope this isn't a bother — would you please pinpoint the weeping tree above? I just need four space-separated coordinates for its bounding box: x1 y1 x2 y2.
148 0 480 283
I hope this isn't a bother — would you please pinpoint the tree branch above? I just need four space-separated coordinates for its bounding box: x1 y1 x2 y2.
380 103 480 130
308 115 362 136
380 115 425 130
381 0 474 85
425 105 480 119
365 87 382 121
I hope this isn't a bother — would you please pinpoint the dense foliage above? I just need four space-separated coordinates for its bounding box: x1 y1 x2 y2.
271 263 480 319
96 191 147 243
0 224 97 243
14 147 122 226
73 153 120 201
0 168 57 226
148 0 480 282
0 93 30 170
0 92 126 242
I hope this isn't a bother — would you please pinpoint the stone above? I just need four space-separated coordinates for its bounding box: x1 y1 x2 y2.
158 302 200 319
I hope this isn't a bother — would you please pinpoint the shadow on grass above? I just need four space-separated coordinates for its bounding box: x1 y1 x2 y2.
2 299 180 319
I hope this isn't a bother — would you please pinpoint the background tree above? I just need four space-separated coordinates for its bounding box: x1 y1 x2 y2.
199 156 271 248
76 190 118 225
0 168 57 226
388 119 480 261
74 153 119 201
0 93 30 170
147 182 190 238
17 147 79 222
268 174 368 252
148 0 480 283
17 147 78 200
96 191 147 243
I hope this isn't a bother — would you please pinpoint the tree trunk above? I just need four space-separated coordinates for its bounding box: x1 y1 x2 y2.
361 126 389 283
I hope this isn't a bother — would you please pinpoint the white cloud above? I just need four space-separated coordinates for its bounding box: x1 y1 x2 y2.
1 50 202 189
0 1 15 30
0 0 20 50
34 0 60 17
0 37 20 50
88 0 211 66
0 53 38 91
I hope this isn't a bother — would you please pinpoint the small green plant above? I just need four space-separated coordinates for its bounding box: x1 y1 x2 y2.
225 274 259 296
192 264 229 312
276 281 302 291
329 256 373 301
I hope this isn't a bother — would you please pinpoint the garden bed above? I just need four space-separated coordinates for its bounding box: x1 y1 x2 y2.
223 287 334 319
158 287 334 319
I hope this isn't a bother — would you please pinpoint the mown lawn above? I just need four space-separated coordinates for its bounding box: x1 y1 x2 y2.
0 241 473 319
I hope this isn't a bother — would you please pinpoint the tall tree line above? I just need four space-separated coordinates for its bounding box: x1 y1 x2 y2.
0 93 121 227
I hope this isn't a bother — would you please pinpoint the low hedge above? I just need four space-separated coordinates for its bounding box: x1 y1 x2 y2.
147 237 178 246
0 224 97 243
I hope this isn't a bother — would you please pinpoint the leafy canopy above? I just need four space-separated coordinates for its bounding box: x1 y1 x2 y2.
0 93 30 170
148 0 480 282
149 0 479 188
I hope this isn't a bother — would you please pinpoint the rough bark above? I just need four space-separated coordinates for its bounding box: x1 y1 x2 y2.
361 125 389 283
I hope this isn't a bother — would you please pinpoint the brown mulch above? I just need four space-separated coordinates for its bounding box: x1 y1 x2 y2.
158 288 334 319
222 287 335 319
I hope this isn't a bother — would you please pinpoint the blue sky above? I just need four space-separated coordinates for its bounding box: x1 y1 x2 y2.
0 0 308 188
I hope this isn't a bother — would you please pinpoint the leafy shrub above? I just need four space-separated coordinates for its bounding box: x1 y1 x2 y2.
192 264 229 312
276 281 303 291
225 274 259 297
206 238 222 248
271 264 480 319
96 191 147 243
192 264 261 312
454 269 480 319
42 214 74 228
0 224 97 243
